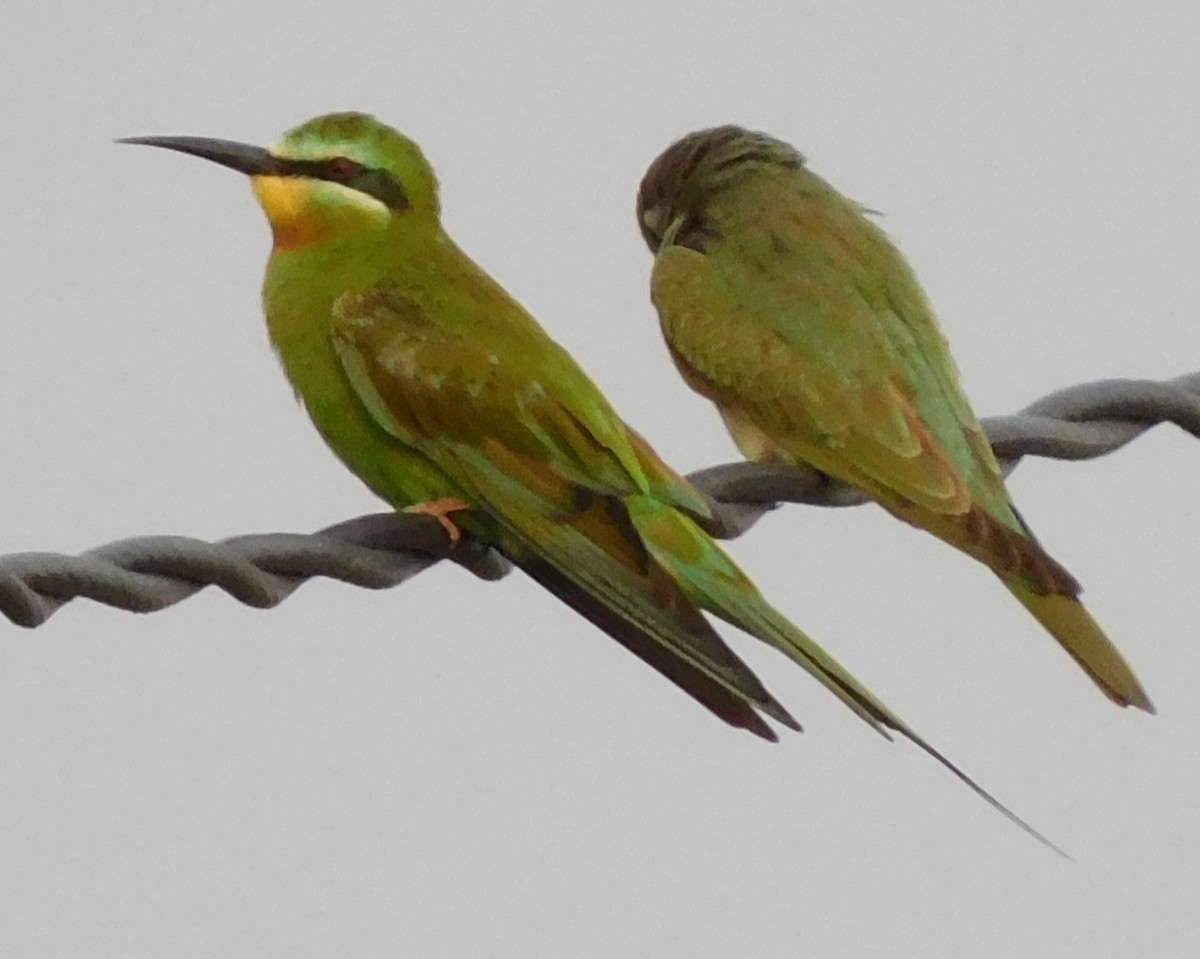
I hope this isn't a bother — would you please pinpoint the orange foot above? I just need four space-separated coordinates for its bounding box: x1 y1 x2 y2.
404 496 470 546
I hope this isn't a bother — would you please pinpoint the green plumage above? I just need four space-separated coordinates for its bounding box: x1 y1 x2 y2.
638 125 1151 712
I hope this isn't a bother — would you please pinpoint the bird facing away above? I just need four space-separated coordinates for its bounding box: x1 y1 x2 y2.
120 113 1058 847
637 125 1152 713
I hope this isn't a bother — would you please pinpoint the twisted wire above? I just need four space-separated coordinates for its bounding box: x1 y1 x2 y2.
2 371 1197 628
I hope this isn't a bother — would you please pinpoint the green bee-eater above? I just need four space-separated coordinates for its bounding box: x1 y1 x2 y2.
637 125 1152 712
120 113 1055 843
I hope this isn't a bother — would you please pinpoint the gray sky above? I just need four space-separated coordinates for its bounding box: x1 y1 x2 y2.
3 1 1199 955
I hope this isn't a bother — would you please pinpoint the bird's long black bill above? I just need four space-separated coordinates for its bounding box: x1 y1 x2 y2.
117 135 284 176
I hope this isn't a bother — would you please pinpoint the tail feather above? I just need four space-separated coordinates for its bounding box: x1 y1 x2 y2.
496 503 802 734
1006 581 1155 713
451 452 801 733
520 557 781 740
630 498 1066 855
628 494 897 734
701 576 1067 855
956 504 1080 595
924 506 1152 711
738 599 1068 856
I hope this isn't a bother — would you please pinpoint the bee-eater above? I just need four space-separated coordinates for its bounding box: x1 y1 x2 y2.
121 113 1055 844
637 125 1152 712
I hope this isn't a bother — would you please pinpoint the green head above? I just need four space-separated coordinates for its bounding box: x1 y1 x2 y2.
636 125 804 254
121 112 440 249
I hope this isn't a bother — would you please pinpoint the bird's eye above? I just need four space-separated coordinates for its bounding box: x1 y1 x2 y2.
325 156 364 181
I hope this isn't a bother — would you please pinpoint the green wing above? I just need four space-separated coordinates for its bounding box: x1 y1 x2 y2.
329 285 799 736
651 179 1084 593
657 180 1015 515
332 287 711 519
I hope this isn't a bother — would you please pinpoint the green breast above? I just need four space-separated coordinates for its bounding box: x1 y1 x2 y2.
261 238 455 508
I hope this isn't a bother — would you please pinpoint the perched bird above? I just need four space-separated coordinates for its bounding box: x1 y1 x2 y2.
120 113 1053 844
637 125 1152 712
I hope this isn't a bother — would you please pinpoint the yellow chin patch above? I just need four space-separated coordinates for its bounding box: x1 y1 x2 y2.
251 175 327 249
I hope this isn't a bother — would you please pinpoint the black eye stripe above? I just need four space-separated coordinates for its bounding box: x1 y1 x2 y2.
351 168 411 212
284 158 342 180
276 157 411 212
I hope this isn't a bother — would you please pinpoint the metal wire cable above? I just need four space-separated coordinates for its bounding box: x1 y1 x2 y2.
3 371 1198 628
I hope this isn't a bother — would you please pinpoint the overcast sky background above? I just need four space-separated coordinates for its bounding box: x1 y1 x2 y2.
3 2 1199 956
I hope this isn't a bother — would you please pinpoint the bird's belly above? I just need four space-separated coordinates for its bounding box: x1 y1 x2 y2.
306 385 453 508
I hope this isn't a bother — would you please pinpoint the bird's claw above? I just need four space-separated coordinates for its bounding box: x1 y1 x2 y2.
404 497 470 546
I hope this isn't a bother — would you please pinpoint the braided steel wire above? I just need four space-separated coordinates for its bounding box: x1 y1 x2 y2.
2 371 1198 628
